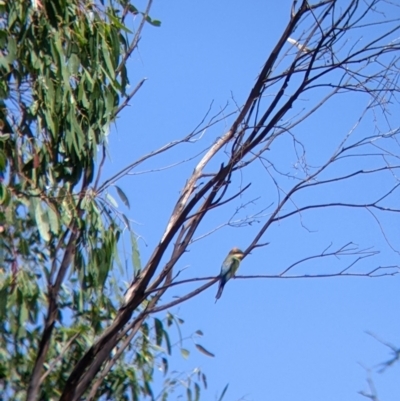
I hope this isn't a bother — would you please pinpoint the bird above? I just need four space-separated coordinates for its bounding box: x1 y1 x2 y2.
215 247 245 301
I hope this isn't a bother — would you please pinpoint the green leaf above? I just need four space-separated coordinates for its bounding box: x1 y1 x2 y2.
18 303 28 338
105 89 115 116
144 15 162 27
97 247 111 289
115 185 130 209
101 38 115 81
194 383 200 401
154 318 163 346
0 283 8 320
106 12 133 33
68 109 84 155
106 193 118 208
166 312 173 327
201 373 207 389
131 233 141 277
47 205 59 235
7 5 18 28
186 387 192 401
161 357 168 375
0 183 10 205
195 344 215 358
144 380 153 398
45 75 55 108
7 36 17 64
180 348 189 359
68 53 80 75
122 213 131 230
78 78 90 108
35 202 50 242
217 384 229 401
127 4 139 14
163 328 172 355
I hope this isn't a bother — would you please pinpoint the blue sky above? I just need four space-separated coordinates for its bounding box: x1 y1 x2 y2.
104 1 400 400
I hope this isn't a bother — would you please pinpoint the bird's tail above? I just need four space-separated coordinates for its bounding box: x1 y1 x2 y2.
215 281 225 302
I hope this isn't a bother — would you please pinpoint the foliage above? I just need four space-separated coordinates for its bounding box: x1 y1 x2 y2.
0 0 399 400
359 334 400 401
0 0 204 400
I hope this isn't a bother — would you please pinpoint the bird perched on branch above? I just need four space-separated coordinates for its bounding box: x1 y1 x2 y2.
215 247 245 301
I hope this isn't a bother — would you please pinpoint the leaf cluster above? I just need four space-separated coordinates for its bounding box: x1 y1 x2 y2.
0 1 202 400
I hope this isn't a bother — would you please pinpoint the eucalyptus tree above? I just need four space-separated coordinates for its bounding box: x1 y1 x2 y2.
0 0 399 400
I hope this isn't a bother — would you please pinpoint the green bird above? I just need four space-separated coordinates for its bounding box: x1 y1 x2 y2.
215 247 245 301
